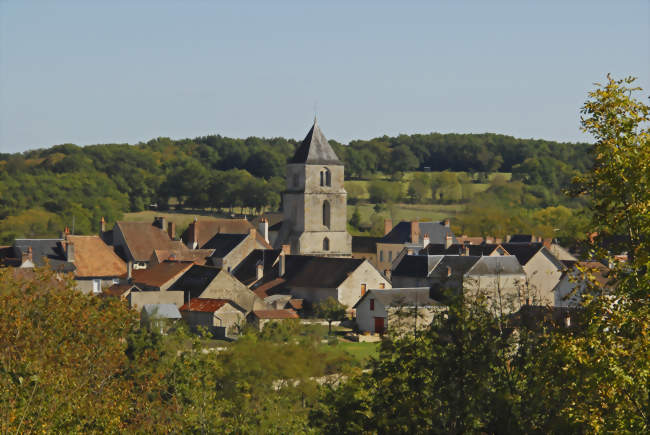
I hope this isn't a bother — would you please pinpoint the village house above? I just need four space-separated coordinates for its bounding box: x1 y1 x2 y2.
180 298 247 338
120 261 192 309
181 218 271 250
105 217 186 269
5 234 125 294
376 219 456 273
245 253 392 310
354 288 442 334
553 261 610 309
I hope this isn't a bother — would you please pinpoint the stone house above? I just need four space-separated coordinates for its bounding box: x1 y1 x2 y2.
168 264 270 313
181 218 271 250
354 288 442 334
140 304 182 334
247 254 392 310
180 298 247 338
553 261 610 309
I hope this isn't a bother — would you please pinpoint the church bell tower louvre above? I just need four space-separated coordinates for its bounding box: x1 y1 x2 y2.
274 119 352 256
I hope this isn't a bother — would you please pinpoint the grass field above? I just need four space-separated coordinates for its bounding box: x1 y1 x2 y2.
347 202 465 224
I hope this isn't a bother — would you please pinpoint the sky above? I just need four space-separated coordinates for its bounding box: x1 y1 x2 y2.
0 1 648 153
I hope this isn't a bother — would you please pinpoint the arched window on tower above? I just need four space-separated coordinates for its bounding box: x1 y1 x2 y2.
320 168 331 187
323 237 330 251
322 200 331 228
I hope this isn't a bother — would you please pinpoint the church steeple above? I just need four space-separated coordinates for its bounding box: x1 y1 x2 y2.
290 119 342 165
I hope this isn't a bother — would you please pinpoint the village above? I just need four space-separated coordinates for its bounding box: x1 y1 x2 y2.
0 120 609 340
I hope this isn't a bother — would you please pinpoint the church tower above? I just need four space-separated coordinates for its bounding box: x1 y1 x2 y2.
275 119 352 256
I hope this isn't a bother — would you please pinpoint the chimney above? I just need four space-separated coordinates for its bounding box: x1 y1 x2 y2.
410 221 420 244
259 218 269 243
422 233 430 248
281 244 291 255
127 261 133 282
506 234 511 242
384 219 393 236
445 234 453 249
100 216 106 233
443 218 450 228
384 269 392 281
66 242 75 263
167 221 176 240
256 262 264 281
464 244 470 256
248 227 257 240
279 252 286 277
153 216 166 230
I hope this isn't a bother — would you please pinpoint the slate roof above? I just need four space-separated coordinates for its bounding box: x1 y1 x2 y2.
283 256 365 288
14 239 75 272
204 233 248 257
180 298 230 313
65 235 125 277
466 256 525 276
381 221 456 245
352 236 381 254
289 120 342 165
168 264 222 300
354 288 441 309
392 255 444 277
142 303 182 319
253 278 288 299
129 261 194 288
420 243 504 257
428 256 481 280
251 309 299 319
115 222 183 262
500 243 564 269
232 249 282 286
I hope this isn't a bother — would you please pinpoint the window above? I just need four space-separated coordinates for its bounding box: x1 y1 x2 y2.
322 200 330 228
370 299 375 310
112 278 120 284
361 283 367 296
320 168 331 187
388 251 393 262
380 250 384 262
92 279 101 294
323 237 330 251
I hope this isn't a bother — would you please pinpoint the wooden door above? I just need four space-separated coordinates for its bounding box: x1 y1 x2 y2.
361 283 367 296
374 317 385 334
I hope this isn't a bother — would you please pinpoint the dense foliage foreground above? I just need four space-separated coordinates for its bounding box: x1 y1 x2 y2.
0 76 648 433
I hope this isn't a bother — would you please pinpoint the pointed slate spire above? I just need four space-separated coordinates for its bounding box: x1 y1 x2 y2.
290 119 342 165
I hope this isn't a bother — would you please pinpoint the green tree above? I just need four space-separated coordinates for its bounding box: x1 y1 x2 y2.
314 297 347 335
349 206 362 229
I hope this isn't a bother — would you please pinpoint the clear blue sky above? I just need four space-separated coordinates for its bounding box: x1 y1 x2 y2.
1 1 648 153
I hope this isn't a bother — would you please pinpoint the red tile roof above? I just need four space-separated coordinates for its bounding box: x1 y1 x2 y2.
251 309 299 319
103 283 139 297
65 235 126 277
181 219 272 250
288 299 303 310
180 298 230 312
253 278 287 299
151 248 214 265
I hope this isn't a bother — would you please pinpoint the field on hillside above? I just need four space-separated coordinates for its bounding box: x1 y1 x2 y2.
346 203 464 225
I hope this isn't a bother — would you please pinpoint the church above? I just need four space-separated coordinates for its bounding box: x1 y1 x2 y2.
273 119 352 256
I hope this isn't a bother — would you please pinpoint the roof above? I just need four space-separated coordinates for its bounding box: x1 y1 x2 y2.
250 309 299 319
354 288 441 309
115 221 183 262
65 235 125 277
142 304 182 319
180 298 230 312
130 261 194 288
466 256 525 276
289 119 342 165
253 278 288 299
232 249 282 286
499 243 544 265
204 233 248 257
14 239 75 272
381 221 456 245
420 243 505 257
103 283 140 297
352 236 381 254
288 299 304 310
392 255 444 277
283 256 365 288
428 256 481 280
151 248 214 265
168 264 222 300
180 219 270 250
571 261 610 287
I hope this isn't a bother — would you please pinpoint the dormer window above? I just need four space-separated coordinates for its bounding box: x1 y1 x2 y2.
320 168 331 187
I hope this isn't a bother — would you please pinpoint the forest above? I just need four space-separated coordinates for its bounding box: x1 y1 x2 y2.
0 129 592 243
